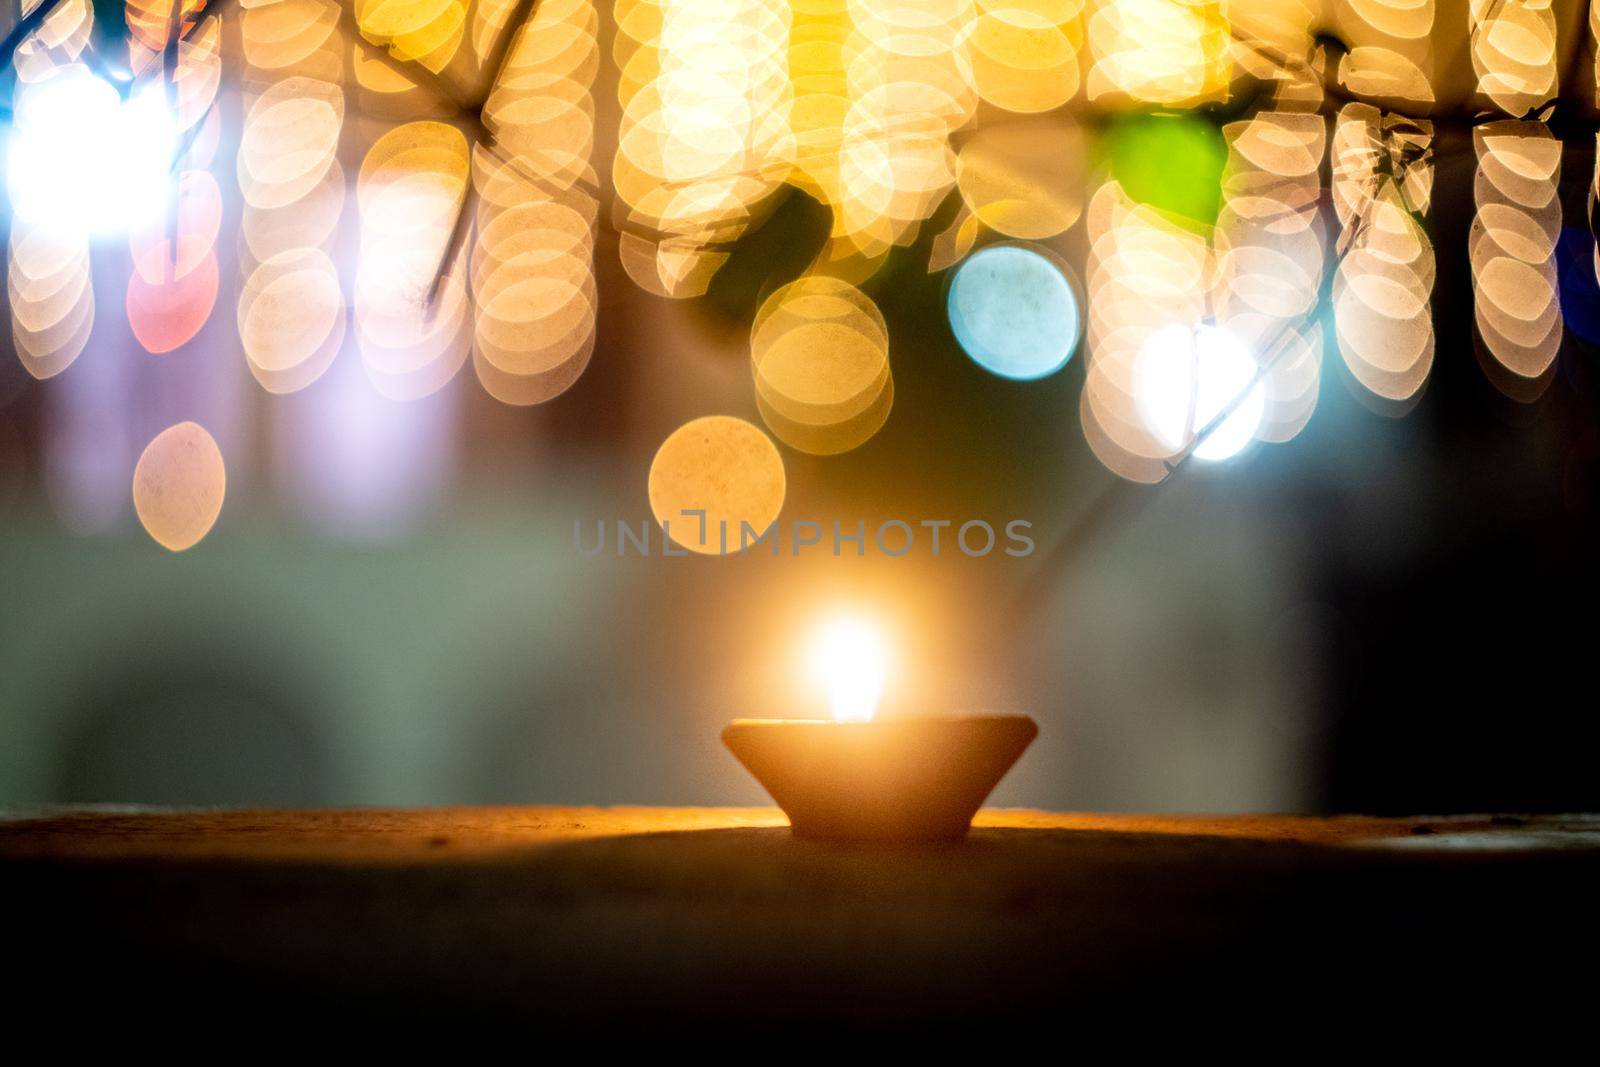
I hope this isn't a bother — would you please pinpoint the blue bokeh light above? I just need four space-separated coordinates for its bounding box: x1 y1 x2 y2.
1556 227 1600 346
947 244 1080 381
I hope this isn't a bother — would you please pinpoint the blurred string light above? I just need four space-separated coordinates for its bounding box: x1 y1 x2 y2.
7 0 218 380
788 0 968 277
750 274 893 453
1103 112 1226 228
1211 108 1325 443
7 0 1600 548
9 219 94 380
1007 3 1439 626
613 0 792 297
964 0 1082 114
244 0 511 540
7 0 95 381
1331 103 1435 411
350 0 460 113
126 165 222 356
1331 0 1434 109
471 0 600 405
955 114 1084 242
826 0 972 271
126 4 223 356
237 4 346 394
125 0 208 50
1078 178 1212 482
355 120 472 399
1472 122 1562 397
1086 0 1230 107
8 0 91 84
353 0 469 73
1470 0 1557 117
1467 0 1563 402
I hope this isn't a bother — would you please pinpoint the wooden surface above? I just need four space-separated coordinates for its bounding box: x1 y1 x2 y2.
4 807 1598 1028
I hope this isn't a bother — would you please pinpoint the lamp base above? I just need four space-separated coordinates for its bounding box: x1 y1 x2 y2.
721 715 1038 843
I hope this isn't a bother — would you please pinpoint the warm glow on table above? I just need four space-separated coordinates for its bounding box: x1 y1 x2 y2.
5 808 1594 1024
5 806 1595 863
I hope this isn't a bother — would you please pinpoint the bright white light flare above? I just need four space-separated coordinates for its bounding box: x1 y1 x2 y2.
1135 323 1266 462
810 617 889 723
6 66 176 237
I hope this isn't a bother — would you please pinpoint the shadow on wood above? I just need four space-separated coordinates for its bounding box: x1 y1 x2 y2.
3 808 1597 1030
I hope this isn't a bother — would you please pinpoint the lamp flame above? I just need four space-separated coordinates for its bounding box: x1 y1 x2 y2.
810 617 888 722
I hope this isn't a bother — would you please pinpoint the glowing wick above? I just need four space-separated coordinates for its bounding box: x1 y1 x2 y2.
810 618 889 723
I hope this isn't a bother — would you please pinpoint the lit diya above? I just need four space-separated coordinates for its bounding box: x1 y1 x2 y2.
724 619 1037 843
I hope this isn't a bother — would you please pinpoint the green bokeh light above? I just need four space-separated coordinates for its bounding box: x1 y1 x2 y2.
1103 113 1227 228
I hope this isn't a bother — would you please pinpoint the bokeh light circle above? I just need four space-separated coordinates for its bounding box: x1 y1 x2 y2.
947 244 1080 380
648 416 786 556
132 421 227 552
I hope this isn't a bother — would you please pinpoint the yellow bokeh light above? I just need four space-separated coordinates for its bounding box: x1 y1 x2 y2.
132 421 227 553
239 246 345 394
236 5 348 397
1471 0 1556 117
750 275 894 454
471 0 600 402
237 76 343 211
1079 178 1212 482
1088 0 1229 107
1331 103 1435 410
1212 110 1326 444
9 221 94 380
648 416 786 555
1471 120 1560 393
956 115 1084 239
614 0 792 297
11 0 1580 511
13 0 92 85
965 1 1082 114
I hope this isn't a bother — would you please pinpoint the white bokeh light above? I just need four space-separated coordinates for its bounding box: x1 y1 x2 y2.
6 65 176 237
1135 323 1266 462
